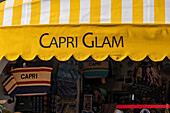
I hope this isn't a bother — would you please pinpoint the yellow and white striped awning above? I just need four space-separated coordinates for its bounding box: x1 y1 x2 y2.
0 0 169 25
0 0 170 61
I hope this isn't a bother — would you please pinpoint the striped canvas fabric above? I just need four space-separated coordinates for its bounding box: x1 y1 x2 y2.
82 61 109 78
2 67 52 96
0 0 170 62
0 0 169 26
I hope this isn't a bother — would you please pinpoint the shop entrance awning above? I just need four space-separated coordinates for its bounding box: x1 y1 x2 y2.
0 0 170 61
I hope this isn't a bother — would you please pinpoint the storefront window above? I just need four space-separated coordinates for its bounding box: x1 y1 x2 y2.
0 57 170 113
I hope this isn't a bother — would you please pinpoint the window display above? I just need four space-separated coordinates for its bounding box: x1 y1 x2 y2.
0 57 170 113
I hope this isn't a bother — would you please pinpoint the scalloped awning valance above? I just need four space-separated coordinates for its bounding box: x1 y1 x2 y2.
0 0 170 61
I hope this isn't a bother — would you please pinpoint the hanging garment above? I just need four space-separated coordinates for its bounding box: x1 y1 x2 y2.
57 81 77 99
82 61 109 78
57 62 80 82
2 74 17 96
2 67 52 96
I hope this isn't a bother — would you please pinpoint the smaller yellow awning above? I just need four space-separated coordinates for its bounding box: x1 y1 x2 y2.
0 0 170 61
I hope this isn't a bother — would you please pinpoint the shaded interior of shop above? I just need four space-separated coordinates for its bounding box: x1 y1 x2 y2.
0 56 170 113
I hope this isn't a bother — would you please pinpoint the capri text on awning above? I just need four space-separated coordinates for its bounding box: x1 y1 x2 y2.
39 32 124 48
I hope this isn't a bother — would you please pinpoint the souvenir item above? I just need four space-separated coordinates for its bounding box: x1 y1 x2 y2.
140 109 150 113
114 109 123 113
137 67 142 82
99 88 107 101
2 75 17 96
84 94 92 111
0 100 7 105
59 99 76 113
165 109 169 113
0 100 7 113
3 67 52 96
146 67 153 85
57 81 77 99
82 61 109 78
150 67 162 87
15 96 33 112
0 105 6 111
15 95 50 113
57 62 79 82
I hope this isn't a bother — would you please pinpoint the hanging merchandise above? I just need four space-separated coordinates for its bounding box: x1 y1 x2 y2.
58 99 77 113
150 67 162 87
57 81 77 99
0 100 7 105
98 88 107 102
82 61 109 78
140 109 150 113
83 94 92 111
92 88 107 113
0 100 6 112
56 62 80 113
0 105 5 110
15 96 33 112
57 62 79 99
57 61 80 82
133 60 162 87
0 100 11 113
131 60 166 105
114 109 123 113
2 67 53 96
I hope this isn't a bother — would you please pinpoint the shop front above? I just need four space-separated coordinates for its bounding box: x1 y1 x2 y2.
0 0 170 113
